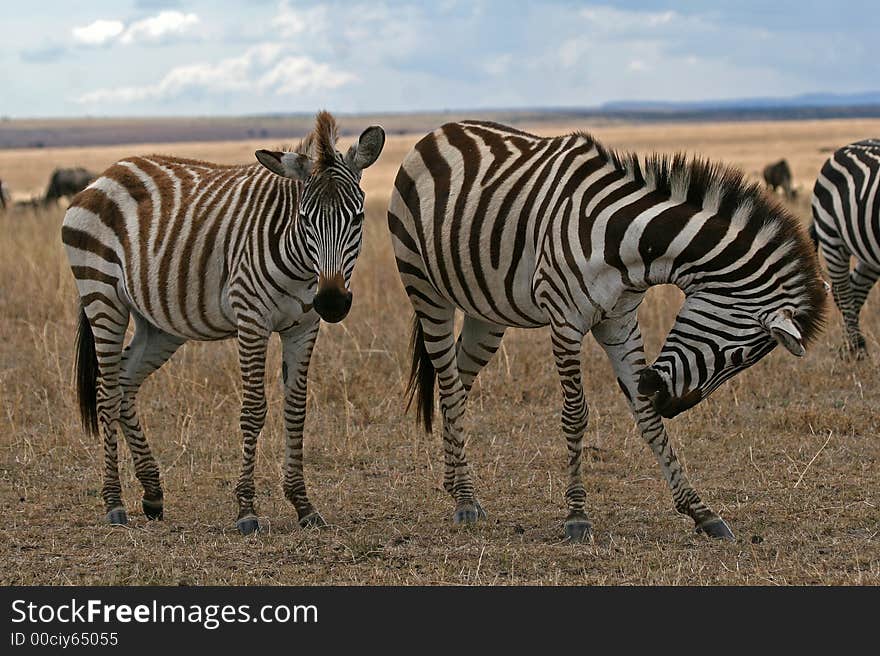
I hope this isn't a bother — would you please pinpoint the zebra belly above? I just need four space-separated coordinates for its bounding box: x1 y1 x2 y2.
441 258 547 328
119 255 237 340
63 201 238 341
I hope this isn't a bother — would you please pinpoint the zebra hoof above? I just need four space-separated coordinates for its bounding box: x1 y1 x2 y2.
298 512 327 529
236 515 260 536
563 513 592 543
106 507 128 526
452 500 487 525
142 498 163 520
695 516 736 541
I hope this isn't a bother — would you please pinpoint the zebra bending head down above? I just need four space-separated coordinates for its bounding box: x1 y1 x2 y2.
389 121 826 542
62 111 385 533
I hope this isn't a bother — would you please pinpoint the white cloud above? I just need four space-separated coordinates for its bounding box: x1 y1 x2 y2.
551 5 711 72
75 43 355 105
259 56 356 94
580 6 680 33
71 19 124 46
71 11 198 48
272 0 329 37
43 2 864 118
120 11 199 44
270 1 423 63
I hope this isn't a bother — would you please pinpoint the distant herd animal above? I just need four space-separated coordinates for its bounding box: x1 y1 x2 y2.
45 167 96 205
763 158 796 199
55 111 874 545
0 167 96 212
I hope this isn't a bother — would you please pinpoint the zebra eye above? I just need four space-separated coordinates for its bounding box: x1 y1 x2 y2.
352 212 365 225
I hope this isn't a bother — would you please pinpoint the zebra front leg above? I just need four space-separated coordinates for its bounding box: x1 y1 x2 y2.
233 326 270 535
825 246 868 358
280 323 325 529
550 321 591 542
594 317 734 541
419 311 484 524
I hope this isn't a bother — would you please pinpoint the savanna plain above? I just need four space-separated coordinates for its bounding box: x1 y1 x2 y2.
1 118 878 585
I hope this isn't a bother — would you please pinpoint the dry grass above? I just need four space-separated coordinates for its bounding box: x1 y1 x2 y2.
0 118 878 585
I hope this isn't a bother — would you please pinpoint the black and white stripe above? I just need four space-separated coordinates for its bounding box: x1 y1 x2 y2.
811 138 880 357
390 121 826 541
62 111 384 533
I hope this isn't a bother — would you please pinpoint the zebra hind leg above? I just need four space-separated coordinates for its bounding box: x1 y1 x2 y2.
119 314 186 520
417 309 484 525
78 300 131 525
453 316 506 522
848 261 880 355
825 247 869 358
455 316 506 395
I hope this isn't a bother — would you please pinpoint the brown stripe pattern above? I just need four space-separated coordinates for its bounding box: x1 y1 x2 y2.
61 111 384 533
389 120 826 541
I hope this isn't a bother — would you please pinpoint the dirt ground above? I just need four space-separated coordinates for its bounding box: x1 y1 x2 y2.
1 118 877 585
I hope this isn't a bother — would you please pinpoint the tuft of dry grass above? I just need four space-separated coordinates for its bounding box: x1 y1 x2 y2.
0 119 877 585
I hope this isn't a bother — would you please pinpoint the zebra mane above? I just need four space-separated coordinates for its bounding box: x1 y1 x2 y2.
573 130 827 345
312 110 340 171
280 110 340 173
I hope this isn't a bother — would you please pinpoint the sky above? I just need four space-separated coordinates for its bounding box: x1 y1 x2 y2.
1 0 878 118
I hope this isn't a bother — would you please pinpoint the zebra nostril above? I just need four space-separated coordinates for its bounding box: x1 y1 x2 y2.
313 287 352 323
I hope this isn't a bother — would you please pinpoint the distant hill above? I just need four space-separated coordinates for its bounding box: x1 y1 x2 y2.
601 90 880 112
2 94 880 150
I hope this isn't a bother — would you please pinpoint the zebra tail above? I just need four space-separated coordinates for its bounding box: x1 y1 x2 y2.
74 305 99 436
405 314 435 433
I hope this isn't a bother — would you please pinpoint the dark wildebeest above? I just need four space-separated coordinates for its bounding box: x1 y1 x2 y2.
763 159 795 200
0 178 8 211
44 167 96 206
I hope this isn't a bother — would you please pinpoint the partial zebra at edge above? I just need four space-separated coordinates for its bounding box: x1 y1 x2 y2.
811 138 880 358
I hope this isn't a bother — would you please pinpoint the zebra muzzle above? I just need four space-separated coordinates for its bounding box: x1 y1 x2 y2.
637 367 701 418
314 273 352 323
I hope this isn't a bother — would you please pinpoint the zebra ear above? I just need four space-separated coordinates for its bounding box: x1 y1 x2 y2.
345 126 386 174
766 309 805 357
255 150 313 181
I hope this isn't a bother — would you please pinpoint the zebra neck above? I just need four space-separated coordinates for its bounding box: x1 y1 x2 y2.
577 196 736 296
266 178 315 285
